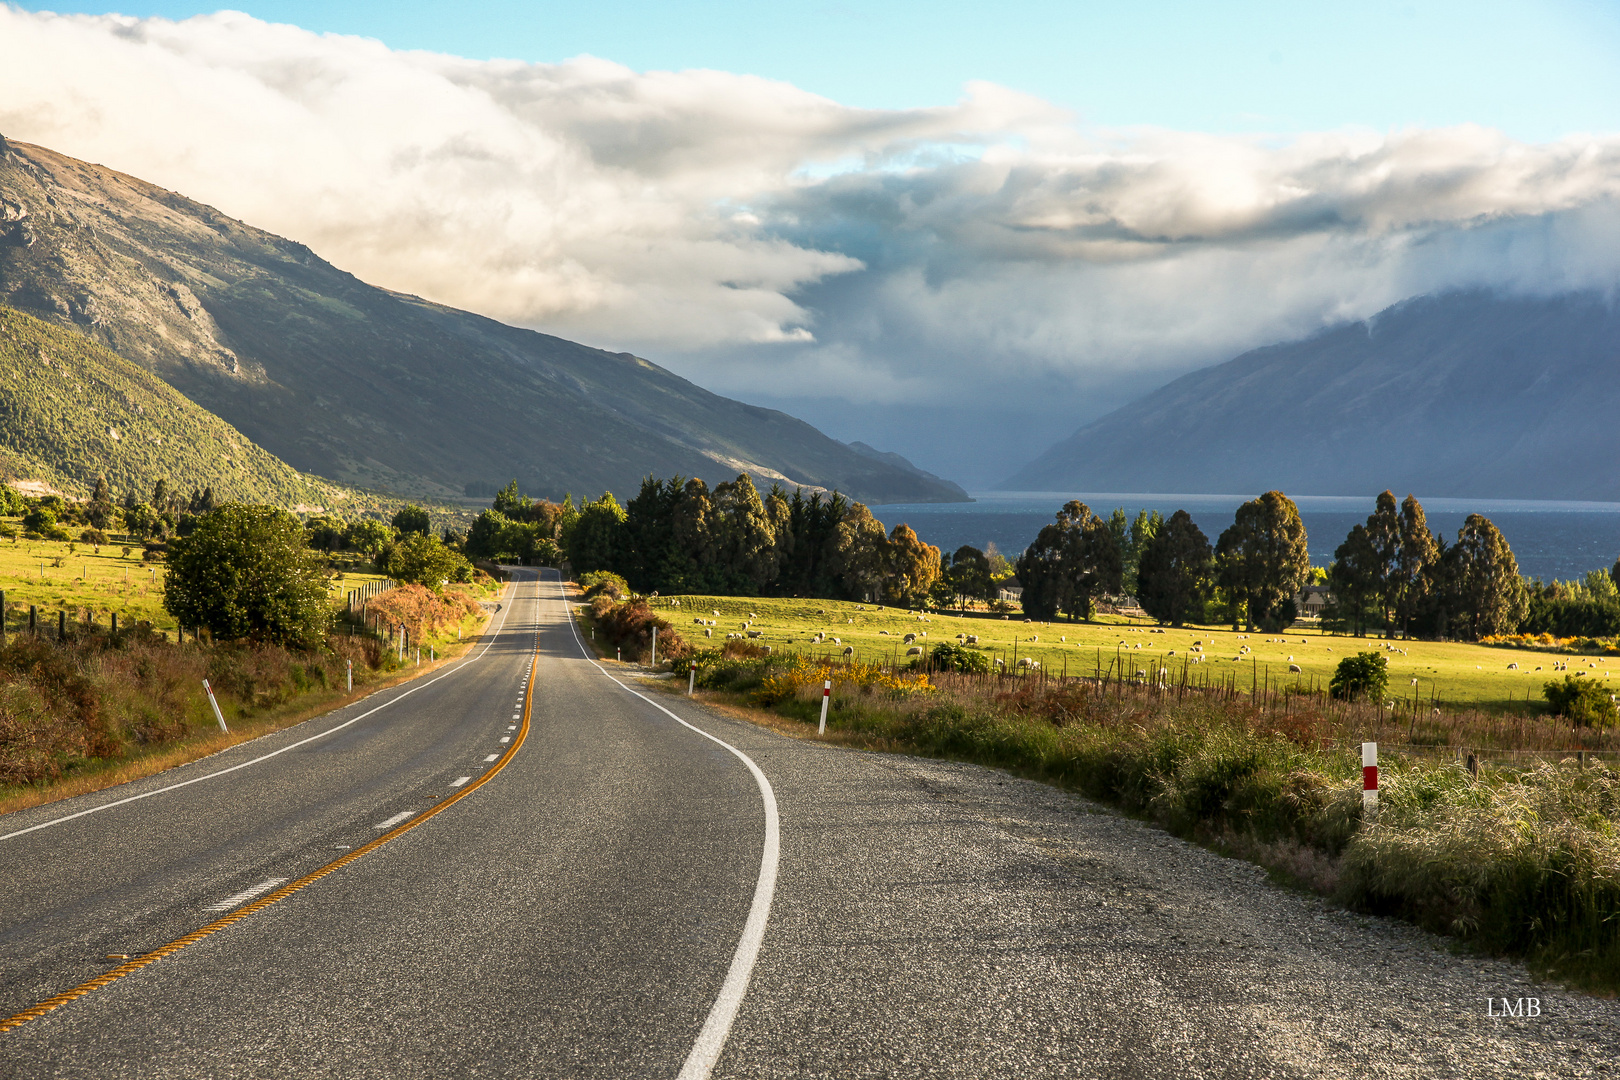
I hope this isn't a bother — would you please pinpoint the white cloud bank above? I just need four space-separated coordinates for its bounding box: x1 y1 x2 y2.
3 6 1620 480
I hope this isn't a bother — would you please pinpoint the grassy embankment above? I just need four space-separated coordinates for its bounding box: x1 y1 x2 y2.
583 593 1620 993
0 564 501 817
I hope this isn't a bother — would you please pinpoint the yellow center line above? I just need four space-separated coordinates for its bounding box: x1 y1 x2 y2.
0 650 538 1035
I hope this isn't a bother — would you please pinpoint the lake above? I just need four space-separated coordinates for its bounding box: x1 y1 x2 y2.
871 492 1620 585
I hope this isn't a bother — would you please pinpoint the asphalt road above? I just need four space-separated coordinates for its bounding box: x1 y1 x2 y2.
2 570 1616 1077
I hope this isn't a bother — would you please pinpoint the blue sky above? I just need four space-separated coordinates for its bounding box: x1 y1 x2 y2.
22 0 1620 140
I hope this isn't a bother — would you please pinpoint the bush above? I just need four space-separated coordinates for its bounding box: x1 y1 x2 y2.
378 532 472 587
920 641 992 674
1542 675 1618 727
589 597 688 664
1329 651 1388 702
163 504 332 648
580 570 629 600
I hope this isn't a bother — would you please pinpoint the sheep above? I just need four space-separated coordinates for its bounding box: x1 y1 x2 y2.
746 630 763 639
763 645 772 655
705 629 713 637
1286 655 1293 662
903 633 918 644
1166 650 1176 657
1017 657 1039 670
906 646 923 656
1288 664 1302 673
956 633 965 641
817 609 826 615
879 629 890 635
832 638 841 645
712 609 721 616
994 658 1006 670
965 634 979 645
1508 662 1519 670
842 645 854 658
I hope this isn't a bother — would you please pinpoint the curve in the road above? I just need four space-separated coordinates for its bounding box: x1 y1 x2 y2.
557 576 781 1080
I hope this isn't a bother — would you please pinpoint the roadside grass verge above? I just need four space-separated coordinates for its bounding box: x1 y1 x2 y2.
617 623 1620 994
0 580 500 817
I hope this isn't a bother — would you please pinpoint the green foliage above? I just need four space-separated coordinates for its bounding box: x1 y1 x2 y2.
1329 651 1389 702
1216 491 1310 631
1444 514 1528 640
379 531 472 588
1542 675 1618 727
163 504 333 648
0 305 328 504
391 504 431 536
564 492 627 574
943 545 994 610
345 519 395 558
922 641 992 673
579 570 630 600
1016 500 1122 622
1136 509 1211 627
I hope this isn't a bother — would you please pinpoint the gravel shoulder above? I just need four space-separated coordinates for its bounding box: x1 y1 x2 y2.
654 690 1620 1078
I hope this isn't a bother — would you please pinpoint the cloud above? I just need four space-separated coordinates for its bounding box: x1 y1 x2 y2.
3 6 1620 482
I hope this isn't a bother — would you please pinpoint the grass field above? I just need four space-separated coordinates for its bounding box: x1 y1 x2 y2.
651 594 1606 715
0 529 388 637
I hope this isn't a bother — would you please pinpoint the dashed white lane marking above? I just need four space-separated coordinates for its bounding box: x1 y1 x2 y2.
500 737 511 744
484 754 499 762
511 714 520 719
450 776 472 788
206 877 289 912
374 810 415 829
507 725 516 730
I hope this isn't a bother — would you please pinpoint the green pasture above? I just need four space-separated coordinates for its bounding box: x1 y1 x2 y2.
0 530 389 637
653 594 1600 712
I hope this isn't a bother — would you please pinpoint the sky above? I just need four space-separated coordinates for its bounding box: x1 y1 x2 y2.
5 1 1620 485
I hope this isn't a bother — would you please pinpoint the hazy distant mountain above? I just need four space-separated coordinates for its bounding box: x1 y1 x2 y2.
0 136 966 505
844 441 971 500
1004 290 1620 500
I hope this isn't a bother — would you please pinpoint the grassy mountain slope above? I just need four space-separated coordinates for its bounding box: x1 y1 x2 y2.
1004 290 1620 500
0 136 965 505
0 303 332 505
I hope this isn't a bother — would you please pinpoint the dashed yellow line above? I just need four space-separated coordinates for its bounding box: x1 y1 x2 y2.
0 651 538 1035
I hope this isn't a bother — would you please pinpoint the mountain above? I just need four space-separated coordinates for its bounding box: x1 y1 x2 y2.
0 137 966 506
0 303 335 506
1004 290 1620 501
844 441 971 500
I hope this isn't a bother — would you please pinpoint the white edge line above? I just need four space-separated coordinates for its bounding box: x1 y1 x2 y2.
556 572 779 1080
0 575 523 842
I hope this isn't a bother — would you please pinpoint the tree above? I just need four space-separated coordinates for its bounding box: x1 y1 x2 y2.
826 502 888 602
163 504 332 648
1016 501 1123 622
1391 494 1441 638
1443 514 1528 640
492 479 529 517
1136 510 1211 626
1364 491 1401 629
381 531 472 587
1215 491 1310 631
882 523 941 607
1330 652 1389 702
565 492 627 574
392 504 431 536
944 545 994 611
346 519 395 559
87 476 115 530
1328 524 1381 637
305 515 347 553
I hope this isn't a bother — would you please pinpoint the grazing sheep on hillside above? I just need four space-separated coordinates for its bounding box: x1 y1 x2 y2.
712 610 721 616
903 633 917 644
1508 662 1519 670
965 634 979 645
1288 664 1302 673
746 630 763 639
994 658 1005 670
705 629 713 637
906 646 923 656
832 637 841 644
842 646 854 658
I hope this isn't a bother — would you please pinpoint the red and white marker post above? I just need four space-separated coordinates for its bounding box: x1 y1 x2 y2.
203 678 229 733
1362 741 1379 820
818 679 832 735
689 663 697 697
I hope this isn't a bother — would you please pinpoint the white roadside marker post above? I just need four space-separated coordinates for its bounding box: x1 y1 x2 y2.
346 659 352 692
651 625 658 667
689 663 696 696
1362 741 1379 821
617 646 622 663
203 679 228 733
818 679 832 735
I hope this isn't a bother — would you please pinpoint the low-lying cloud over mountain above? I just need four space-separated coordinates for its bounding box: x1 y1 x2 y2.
5 6 1620 485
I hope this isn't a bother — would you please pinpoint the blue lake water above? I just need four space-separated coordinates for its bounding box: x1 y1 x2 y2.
871 493 1620 585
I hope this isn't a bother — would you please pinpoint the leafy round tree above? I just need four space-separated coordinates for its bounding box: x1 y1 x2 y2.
163 504 333 648
381 531 472 587
1444 514 1528 640
1016 501 1124 622
1330 651 1389 702
392 504 431 536
1216 491 1310 631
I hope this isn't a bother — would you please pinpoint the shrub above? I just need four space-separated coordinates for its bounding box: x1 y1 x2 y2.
1542 674 1618 727
580 570 629 600
920 641 992 674
1329 651 1388 702
589 598 688 663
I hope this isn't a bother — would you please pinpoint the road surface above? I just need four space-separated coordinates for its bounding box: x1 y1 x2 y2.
1 570 1614 1077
